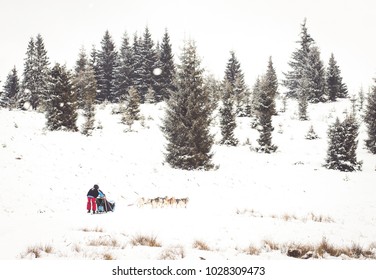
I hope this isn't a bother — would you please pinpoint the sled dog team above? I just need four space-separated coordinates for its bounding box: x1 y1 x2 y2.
137 196 189 208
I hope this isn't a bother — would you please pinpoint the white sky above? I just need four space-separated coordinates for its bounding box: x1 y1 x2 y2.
0 0 375 93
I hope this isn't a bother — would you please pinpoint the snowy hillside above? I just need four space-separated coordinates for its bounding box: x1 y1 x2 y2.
0 99 375 260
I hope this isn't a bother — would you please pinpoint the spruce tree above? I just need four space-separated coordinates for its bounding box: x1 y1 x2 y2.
219 80 238 146
139 26 158 102
298 75 309 120
122 86 141 130
34 34 50 110
20 37 37 109
283 19 314 99
264 57 278 115
162 40 214 170
255 74 277 153
307 46 327 102
130 33 143 99
2 66 20 108
46 63 78 131
326 53 341 102
96 30 118 102
326 53 348 101
72 48 97 136
365 81 376 153
158 29 176 101
114 32 133 102
224 51 247 116
325 115 361 171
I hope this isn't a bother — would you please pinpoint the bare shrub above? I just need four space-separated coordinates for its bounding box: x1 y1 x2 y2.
88 236 119 247
103 253 115 260
244 244 261 255
159 245 186 260
22 244 53 259
81 226 104 232
262 240 279 251
130 234 161 247
193 240 210 251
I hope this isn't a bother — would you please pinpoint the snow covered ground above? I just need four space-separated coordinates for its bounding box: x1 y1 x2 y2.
0 99 375 260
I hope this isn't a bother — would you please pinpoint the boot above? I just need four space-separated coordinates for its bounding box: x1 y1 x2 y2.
87 210 90 213
92 210 96 214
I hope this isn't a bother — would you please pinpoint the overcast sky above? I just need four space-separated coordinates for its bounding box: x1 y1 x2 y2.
0 0 375 93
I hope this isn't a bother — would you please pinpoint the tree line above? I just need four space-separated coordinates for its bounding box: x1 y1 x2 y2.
1 21 376 172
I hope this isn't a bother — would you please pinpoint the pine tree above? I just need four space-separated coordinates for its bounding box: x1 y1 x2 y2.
2 66 20 108
122 86 141 130
20 37 37 109
326 53 341 102
283 19 314 99
72 48 97 136
34 34 50 110
158 29 176 101
162 40 214 170
255 74 277 153
139 26 158 102
306 46 327 102
264 57 278 115
114 32 133 102
20 35 50 110
298 75 309 120
325 115 361 171
326 53 348 101
96 30 118 102
130 33 143 98
224 51 247 116
365 81 376 153
46 63 78 131
145 87 156 104
219 80 238 146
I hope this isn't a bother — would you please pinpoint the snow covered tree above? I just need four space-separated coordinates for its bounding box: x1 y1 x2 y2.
130 33 143 98
2 66 20 108
365 81 376 153
307 46 327 102
72 48 97 136
96 30 118 102
121 86 141 130
46 63 78 131
305 124 319 140
298 75 309 120
219 80 238 146
139 26 158 102
264 57 278 115
114 32 133 102
145 87 156 104
20 35 50 110
325 115 361 172
224 51 247 116
326 53 348 101
255 74 277 153
283 19 314 99
162 40 214 170
157 29 176 101
326 53 340 102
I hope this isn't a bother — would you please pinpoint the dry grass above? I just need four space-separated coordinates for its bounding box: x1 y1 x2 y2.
262 240 280 251
87 236 119 247
130 234 161 247
244 244 261 255
22 244 54 259
81 226 104 233
193 240 210 251
159 245 186 260
103 253 116 260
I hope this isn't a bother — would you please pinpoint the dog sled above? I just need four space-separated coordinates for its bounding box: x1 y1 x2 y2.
96 196 115 213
